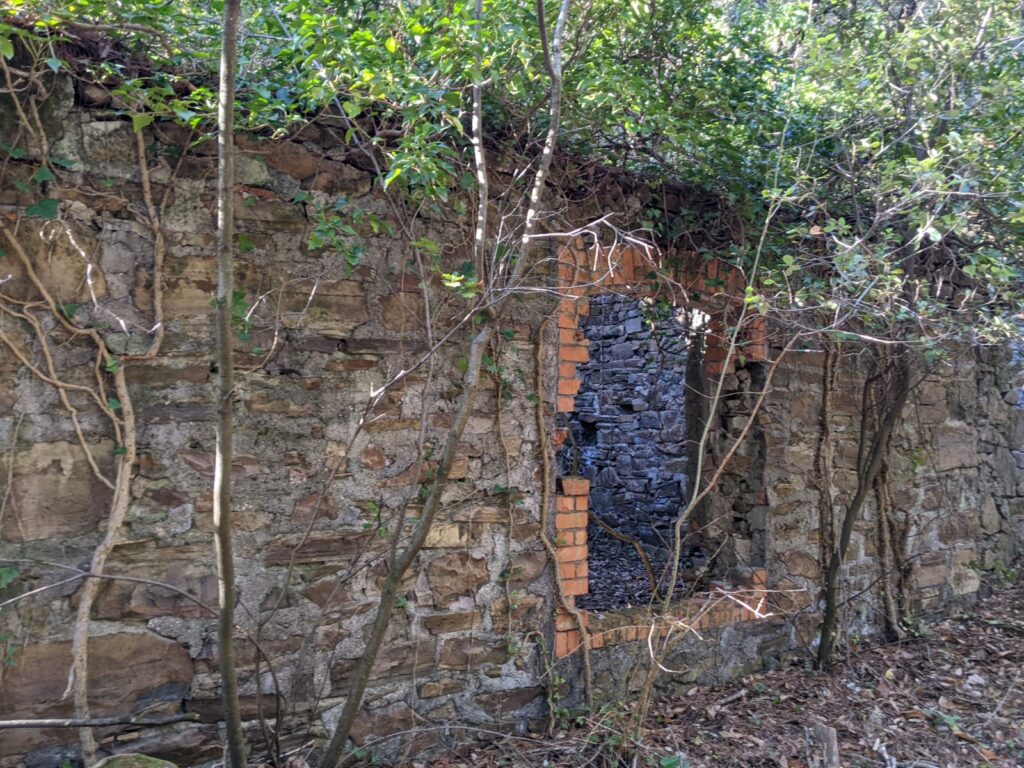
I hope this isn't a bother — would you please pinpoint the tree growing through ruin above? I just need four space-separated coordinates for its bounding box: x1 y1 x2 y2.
0 0 1022 764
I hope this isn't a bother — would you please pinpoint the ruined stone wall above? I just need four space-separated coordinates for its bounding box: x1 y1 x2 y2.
0 86 557 767
552 240 1024 701
1 88 1022 768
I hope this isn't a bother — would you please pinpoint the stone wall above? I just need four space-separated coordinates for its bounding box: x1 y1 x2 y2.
564 294 690 541
550 241 1024 703
1 86 1022 768
0 84 557 767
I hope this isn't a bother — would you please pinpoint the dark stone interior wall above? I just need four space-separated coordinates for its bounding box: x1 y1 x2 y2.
560 295 697 609
566 295 691 547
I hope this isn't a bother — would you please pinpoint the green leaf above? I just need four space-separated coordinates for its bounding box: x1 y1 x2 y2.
31 166 55 183
45 57 63 72
50 157 75 170
385 36 399 54
411 238 440 255
0 37 13 60
500 328 515 341
342 100 362 119
113 446 128 456
61 302 80 318
237 233 255 253
25 198 59 219
383 166 402 188
132 113 154 133
105 357 121 374
0 567 18 590
107 397 122 411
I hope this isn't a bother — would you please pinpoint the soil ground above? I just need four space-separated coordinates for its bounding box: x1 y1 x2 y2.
433 576 1024 768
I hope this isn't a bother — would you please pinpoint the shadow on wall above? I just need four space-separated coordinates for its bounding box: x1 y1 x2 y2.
559 294 706 610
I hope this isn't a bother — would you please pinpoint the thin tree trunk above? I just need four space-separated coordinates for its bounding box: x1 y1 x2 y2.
214 0 246 764
817 353 910 669
317 5 571 765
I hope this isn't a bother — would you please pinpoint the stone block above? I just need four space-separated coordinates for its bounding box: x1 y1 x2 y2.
914 558 949 589
331 640 437 689
0 633 192 755
426 551 489 607
932 425 978 472
507 550 549 589
2 439 113 542
438 637 510 669
258 139 321 179
777 550 821 580
951 549 981 595
162 256 218 318
348 703 417 746
283 279 368 337
492 594 545 628
420 678 464 698
291 493 339 524
424 523 469 548
978 499 1003 536
378 291 424 333
475 686 544 717
423 611 480 634
89 564 216 621
263 530 374 565
360 444 388 469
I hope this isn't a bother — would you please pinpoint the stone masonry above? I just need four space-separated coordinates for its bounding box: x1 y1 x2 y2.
1 81 1022 767
565 294 691 546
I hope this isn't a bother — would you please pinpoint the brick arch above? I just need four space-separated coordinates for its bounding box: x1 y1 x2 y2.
550 238 768 657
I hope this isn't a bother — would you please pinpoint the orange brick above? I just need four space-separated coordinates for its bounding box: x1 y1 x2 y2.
556 511 588 529
577 298 589 316
552 428 569 446
558 362 577 378
575 561 588 580
564 629 581 654
556 395 575 412
556 545 587 562
560 345 588 363
557 311 577 329
555 631 570 657
572 529 588 545
562 577 588 596
559 561 578 579
573 495 589 510
556 496 575 512
558 378 581 395
559 328 578 345
561 477 590 496
588 631 605 650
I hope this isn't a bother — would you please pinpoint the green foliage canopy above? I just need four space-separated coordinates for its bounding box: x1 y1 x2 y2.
4 0 1022 346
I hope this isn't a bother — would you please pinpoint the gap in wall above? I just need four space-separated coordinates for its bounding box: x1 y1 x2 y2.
560 294 705 611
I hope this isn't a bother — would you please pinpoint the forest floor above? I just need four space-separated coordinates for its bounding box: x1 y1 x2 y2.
436 576 1024 768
